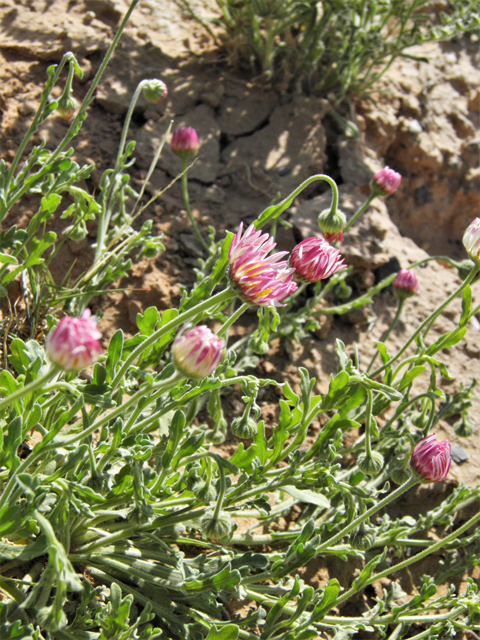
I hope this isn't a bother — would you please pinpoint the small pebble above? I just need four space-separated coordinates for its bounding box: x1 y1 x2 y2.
408 119 423 134
451 444 468 464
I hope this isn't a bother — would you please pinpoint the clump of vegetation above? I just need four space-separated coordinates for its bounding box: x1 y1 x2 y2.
180 0 480 99
1 1 480 639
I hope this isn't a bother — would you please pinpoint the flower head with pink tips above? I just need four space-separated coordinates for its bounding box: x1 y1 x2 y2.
46 309 102 372
229 223 297 307
372 166 402 196
411 433 451 483
289 237 347 282
172 325 224 379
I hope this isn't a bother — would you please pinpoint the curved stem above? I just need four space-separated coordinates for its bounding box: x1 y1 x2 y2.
371 264 479 377
343 193 375 232
180 159 209 252
255 173 340 229
0 365 60 414
59 60 75 103
48 0 141 162
367 298 404 373
111 288 236 389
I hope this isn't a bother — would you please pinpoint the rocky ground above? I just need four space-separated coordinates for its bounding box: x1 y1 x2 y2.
1 0 480 611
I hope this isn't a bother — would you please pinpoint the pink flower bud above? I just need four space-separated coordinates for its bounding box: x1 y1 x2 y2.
172 325 225 379
411 434 451 483
171 126 199 159
57 95 78 120
393 268 418 299
462 218 480 264
143 79 168 104
229 223 297 306
324 230 343 243
318 207 346 243
372 166 402 196
46 310 102 371
289 237 347 282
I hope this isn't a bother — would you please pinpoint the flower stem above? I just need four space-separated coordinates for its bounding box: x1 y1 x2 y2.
343 193 376 232
55 373 183 449
181 158 209 252
371 264 479 376
95 79 148 262
111 288 235 388
47 0 141 162
364 388 374 459
216 302 249 338
315 476 418 553
332 506 480 610
367 298 404 373
0 365 60 414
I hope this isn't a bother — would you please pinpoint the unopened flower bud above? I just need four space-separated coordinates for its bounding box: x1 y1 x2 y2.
390 465 412 486
171 126 199 159
453 412 476 438
201 510 233 541
185 469 200 491
318 208 346 243
143 79 168 104
46 309 102 371
249 335 269 354
57 95 78 120
371 167 402 197
462 218 480 265
231 415 258 439
349 525 376 551
206 429 226 444
393 268 418 300
289 238 347 283
193 480 217 502
411 433 451 483
172 325 225 379
357 450 384 476
455 258 477 281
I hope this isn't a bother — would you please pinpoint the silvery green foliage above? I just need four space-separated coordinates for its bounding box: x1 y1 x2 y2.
1 1 480 638
181 0 480 98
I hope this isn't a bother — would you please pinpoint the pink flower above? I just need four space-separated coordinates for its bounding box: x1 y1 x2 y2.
229 223 297 306
46 310 102 371
462 218 480 264
172 325 225 379
393 268 418 298
171 126 199 159
289 237 347 282
411 434 451 483
372 167 402 196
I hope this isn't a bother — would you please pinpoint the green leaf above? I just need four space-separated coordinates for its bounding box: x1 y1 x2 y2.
426 327 467 356
282 486 330 508
313 578 340 618
205 625 239 640
398 365 426 391
137 306 160 336
106 329 124 380
0 254 17 265
460 285 472 327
